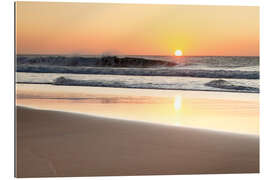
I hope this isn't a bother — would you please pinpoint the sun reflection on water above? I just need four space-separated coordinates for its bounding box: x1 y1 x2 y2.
174 95 182 111
173 95 182 126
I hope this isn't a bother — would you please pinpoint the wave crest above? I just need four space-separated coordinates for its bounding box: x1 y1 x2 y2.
50 76 259 93
205 79 259 92
17 55 177 68
17 65 259 79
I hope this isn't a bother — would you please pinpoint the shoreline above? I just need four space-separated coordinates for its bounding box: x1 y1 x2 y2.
16 83 259 135
16 82 259 94
17 105 259 136
16 106 259 177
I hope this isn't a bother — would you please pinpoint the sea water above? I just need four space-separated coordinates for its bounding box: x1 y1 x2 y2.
16 56 259 93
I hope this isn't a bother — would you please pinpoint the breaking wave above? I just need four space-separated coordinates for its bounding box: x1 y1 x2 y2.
17 55 177 68
17 65 259 79
205 79 259 92
17 55 259 80
48 76 259 93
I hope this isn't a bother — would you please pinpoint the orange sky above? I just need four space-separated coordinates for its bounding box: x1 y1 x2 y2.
16 2 259 56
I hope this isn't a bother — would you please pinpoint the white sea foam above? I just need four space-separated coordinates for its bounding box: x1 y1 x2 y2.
16 73 259 93
16 55 259 93
17 55 259 79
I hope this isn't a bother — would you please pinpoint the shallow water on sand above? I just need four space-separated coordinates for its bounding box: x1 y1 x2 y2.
16 84 259 135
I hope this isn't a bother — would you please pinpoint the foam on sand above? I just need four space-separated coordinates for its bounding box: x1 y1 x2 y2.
16 106 259 177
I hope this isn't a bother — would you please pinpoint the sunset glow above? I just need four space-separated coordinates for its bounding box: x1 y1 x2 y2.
16 2 259 56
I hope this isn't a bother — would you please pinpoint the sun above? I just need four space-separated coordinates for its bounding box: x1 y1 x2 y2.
174 50 183 56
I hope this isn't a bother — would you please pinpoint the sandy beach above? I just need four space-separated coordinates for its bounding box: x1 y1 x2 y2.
16 106 259 177
15 2 260 178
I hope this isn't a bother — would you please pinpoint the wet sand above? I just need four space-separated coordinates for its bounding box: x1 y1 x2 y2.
16 106 259 177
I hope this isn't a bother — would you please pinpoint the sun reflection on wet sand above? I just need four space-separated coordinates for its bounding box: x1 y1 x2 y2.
16 84 259 135
174 95 182 111
173 95 182 126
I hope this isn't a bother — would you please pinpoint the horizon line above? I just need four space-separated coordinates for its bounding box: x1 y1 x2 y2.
16 53 260 57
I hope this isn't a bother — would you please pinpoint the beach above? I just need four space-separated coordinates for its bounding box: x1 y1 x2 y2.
15 2 260 177
16 84 259 177
16 106 259 177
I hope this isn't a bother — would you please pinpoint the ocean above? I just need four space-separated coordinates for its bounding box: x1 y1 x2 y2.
16 55 259 93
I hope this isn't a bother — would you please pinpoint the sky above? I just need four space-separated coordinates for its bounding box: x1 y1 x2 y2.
16 2 259 56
